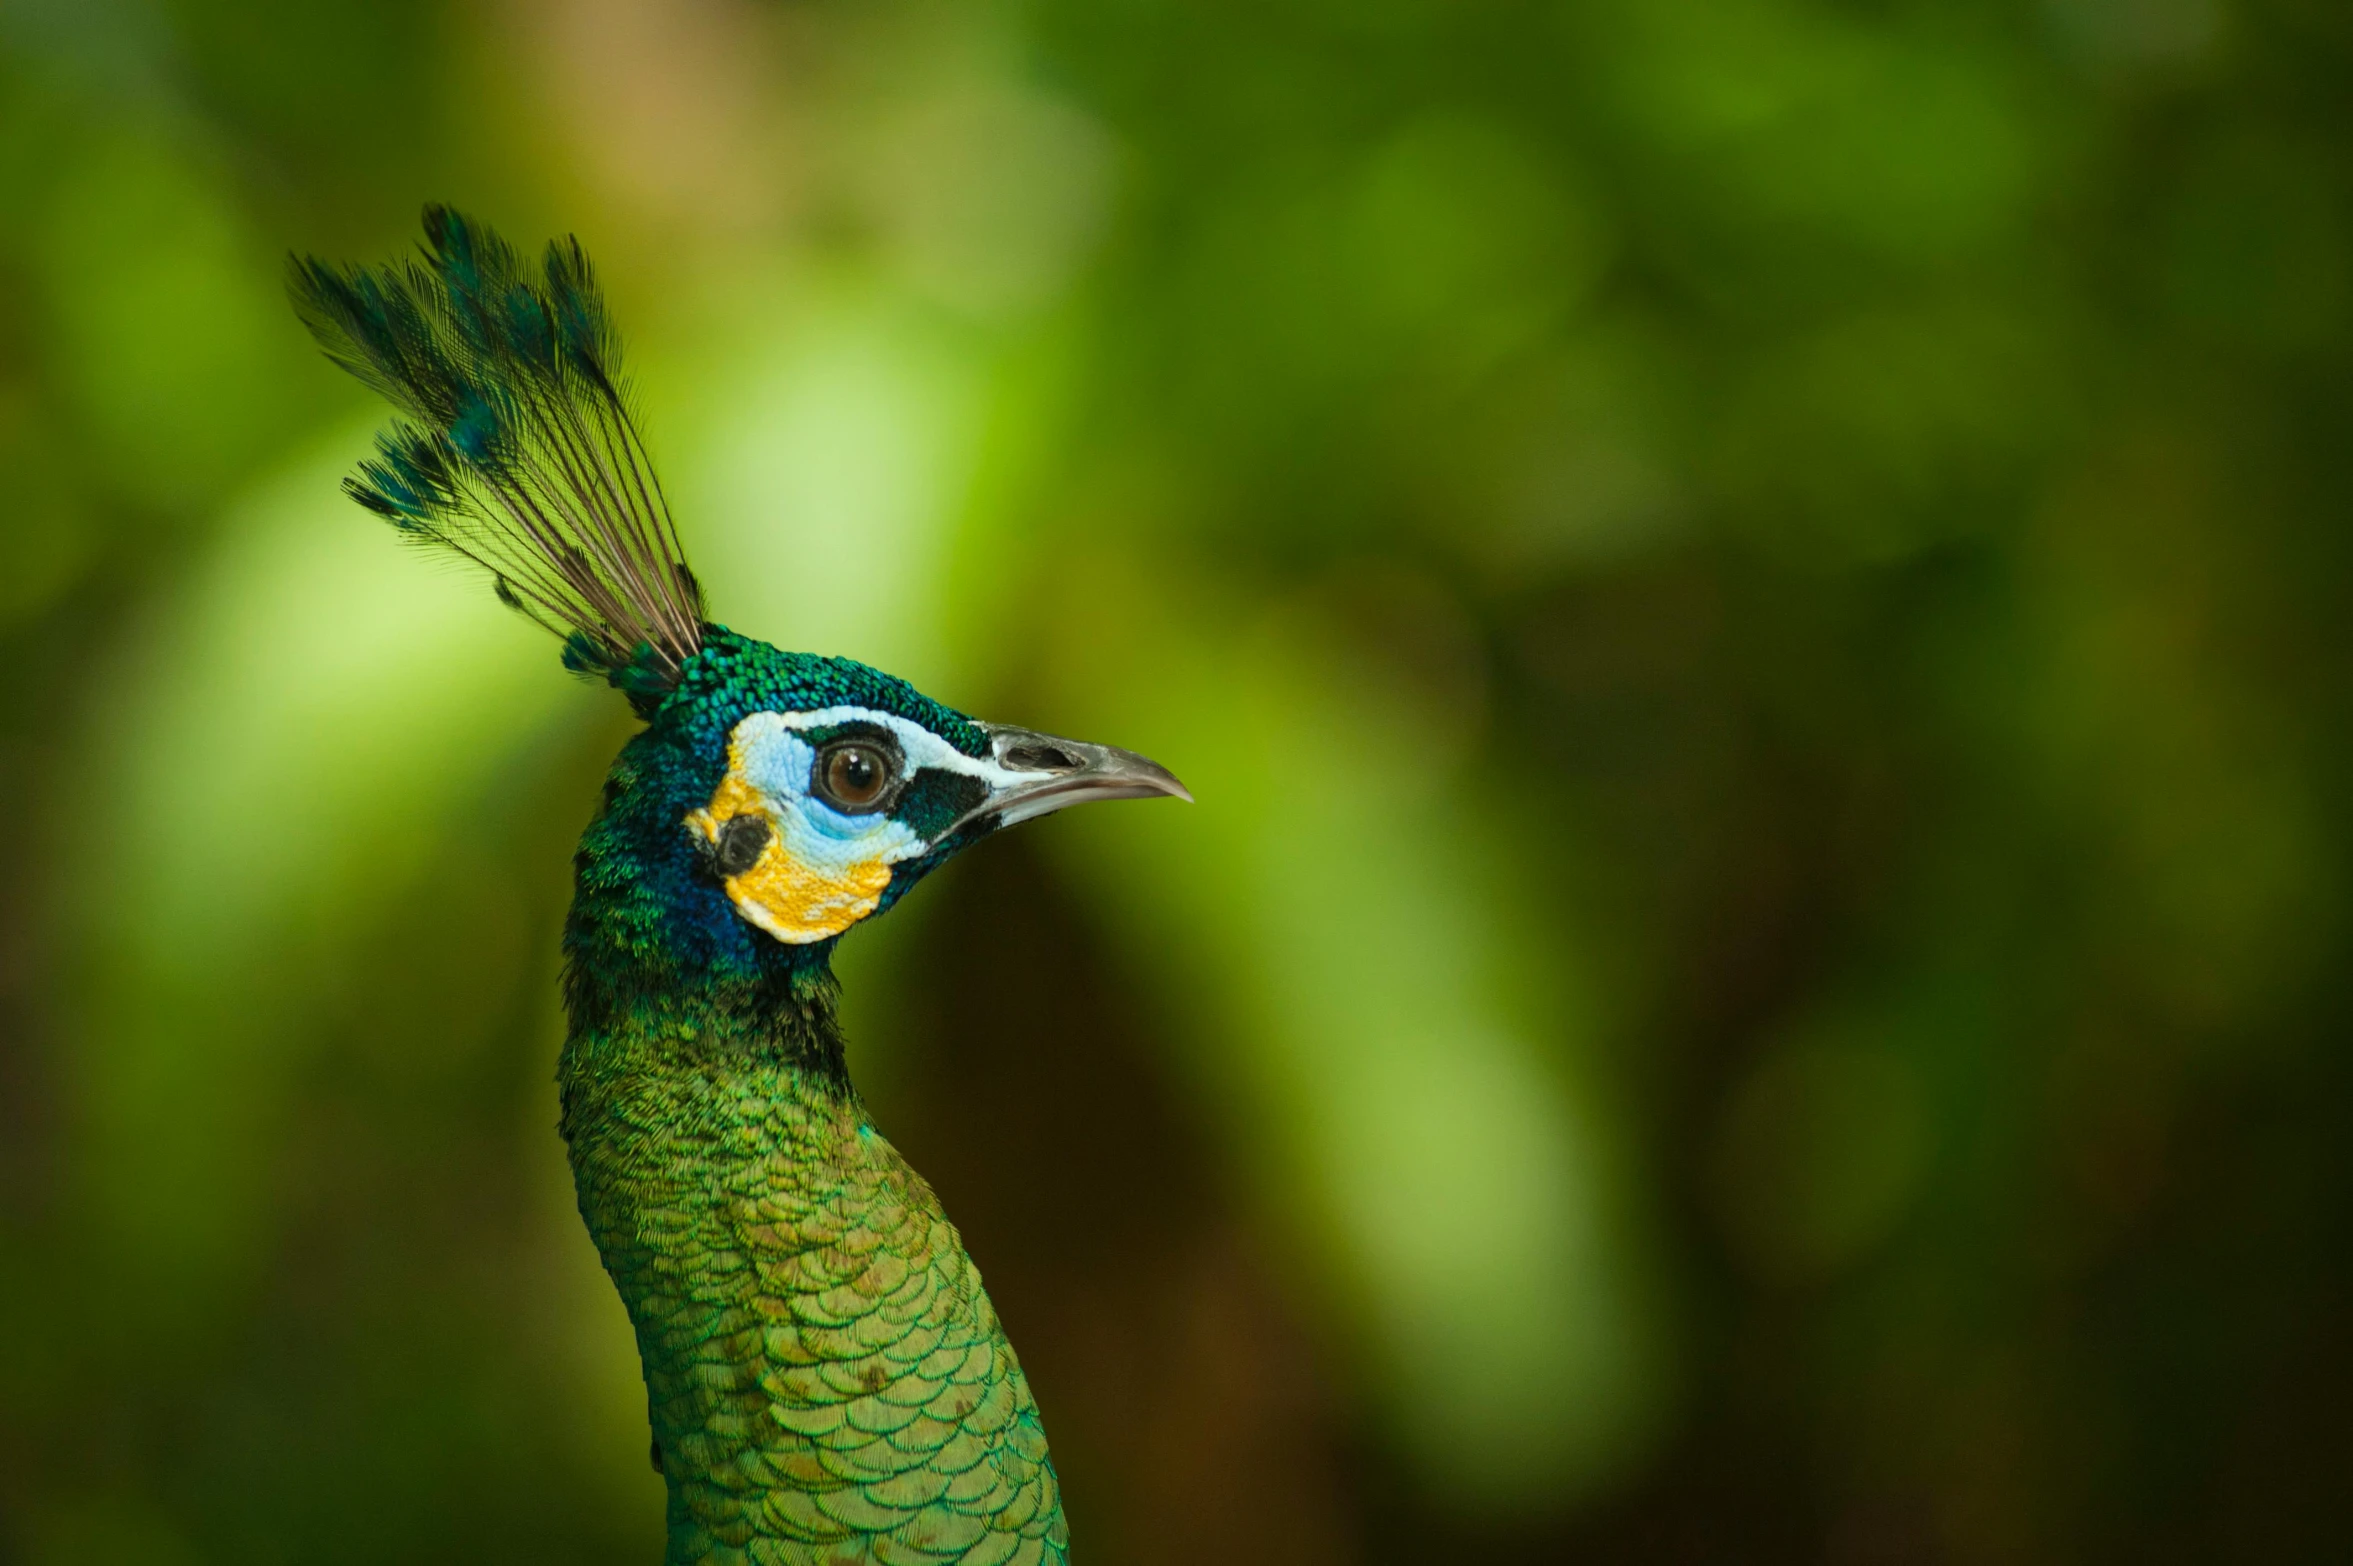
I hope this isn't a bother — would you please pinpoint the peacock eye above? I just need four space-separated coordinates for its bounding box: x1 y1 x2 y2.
814 740 894 812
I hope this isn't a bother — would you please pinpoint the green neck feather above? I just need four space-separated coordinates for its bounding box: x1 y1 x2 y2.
555 753 1069 1566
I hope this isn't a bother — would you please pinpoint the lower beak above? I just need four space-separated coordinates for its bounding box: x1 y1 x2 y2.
946 722 1192 836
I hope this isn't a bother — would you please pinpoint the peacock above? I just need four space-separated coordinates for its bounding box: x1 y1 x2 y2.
288 208 1187 1565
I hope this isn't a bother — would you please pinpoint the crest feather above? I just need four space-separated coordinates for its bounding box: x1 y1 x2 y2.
289 206 705 698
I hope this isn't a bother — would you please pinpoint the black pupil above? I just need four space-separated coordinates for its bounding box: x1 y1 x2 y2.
828 745 885 805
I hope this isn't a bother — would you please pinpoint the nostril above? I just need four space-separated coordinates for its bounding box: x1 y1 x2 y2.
1004 742 1081 772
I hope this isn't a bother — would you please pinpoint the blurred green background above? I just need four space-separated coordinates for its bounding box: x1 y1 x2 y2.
4 0 2351 1561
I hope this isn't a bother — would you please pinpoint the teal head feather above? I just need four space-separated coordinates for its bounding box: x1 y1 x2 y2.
291 208 1186 1565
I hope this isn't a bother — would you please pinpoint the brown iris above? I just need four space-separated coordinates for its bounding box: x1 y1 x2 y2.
814 740 894 812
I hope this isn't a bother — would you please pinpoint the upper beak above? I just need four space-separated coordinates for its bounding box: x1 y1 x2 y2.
945 721 1193 837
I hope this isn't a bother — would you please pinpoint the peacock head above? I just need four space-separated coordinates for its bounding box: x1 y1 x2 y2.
645 628 1185 954
289 207 1185 982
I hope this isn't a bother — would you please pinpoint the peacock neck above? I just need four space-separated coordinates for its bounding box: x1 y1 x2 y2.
554 965 874 1536
556 965 854 1129
552 960 868 1284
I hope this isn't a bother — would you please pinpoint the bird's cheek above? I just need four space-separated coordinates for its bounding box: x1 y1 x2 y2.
721 834 895 945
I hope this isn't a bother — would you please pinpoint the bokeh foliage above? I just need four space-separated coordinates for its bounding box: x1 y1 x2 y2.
4 0 2352 1561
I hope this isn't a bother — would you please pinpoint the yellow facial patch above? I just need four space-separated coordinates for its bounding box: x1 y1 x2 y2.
686 733 920 945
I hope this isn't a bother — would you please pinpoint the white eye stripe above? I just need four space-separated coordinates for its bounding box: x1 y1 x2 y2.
750 707 1027 792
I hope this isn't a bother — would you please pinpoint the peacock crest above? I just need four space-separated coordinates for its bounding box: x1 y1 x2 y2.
288 206 704 709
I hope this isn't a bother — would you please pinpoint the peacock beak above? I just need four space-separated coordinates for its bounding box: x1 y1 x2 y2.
947 722 1192 836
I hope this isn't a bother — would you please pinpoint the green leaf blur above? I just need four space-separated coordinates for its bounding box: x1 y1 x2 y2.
2 0 2348 1560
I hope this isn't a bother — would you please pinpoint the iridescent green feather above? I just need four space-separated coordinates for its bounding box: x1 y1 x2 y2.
564 990 1067 1566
